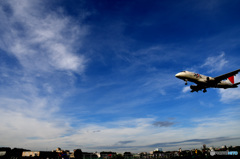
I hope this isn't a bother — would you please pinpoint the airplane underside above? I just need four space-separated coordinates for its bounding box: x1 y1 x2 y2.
190 84 238 93
190 85 207 93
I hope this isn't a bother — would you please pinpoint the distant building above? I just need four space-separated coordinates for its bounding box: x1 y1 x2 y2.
154 148 162 152
203 144 206 149
179 148 182 153
123 152 133 159
0 147 30 159
132 153 140 159
153 150 164 158
82 152 98 159
56 147 62 153
100 152 116 159
139 152 150 159
22 151 58 158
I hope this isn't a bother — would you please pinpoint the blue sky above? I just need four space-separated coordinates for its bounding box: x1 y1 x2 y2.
0 0 240 153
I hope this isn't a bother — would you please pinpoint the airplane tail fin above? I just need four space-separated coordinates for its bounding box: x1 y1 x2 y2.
228 76 234 84
228 76 240 87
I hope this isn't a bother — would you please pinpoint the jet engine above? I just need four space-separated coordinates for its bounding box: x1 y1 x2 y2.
190 85 200 92
206 77 215 81
190 85 197 89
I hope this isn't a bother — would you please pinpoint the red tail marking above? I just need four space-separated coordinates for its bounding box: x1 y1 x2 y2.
228 76 234 84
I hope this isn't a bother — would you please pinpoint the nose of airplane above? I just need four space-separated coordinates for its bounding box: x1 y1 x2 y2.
175 73 181 78
175 72 184 78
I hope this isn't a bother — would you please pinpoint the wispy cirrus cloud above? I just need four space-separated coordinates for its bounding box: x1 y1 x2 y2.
117 140 136 145
0 0 89 150
201 52 228 73
0 0 88 73
182 86 190 93
0 96 72 149
69 108 240 152
184 52 228 74
0 99 240 152
82 136 240 152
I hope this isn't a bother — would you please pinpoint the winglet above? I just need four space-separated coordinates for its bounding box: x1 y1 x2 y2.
228 76 234 84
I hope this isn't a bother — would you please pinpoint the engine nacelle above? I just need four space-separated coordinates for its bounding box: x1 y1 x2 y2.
190 85 198 89
206 77 215 81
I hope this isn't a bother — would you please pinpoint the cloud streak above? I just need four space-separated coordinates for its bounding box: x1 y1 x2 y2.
0 0 88 150
201 52 228 73
0 0 87 73
60 107 240 152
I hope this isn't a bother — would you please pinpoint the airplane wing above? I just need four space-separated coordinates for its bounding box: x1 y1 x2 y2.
214 69 240 82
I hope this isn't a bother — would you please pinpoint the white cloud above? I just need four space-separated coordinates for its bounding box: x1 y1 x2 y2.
0 96 71 150
201 52 228 73
182 86 190 93
0 96 240 152
61 109 240 152
219 88 240 102
0 0 88 73
0 1 90 150
218 75 240 102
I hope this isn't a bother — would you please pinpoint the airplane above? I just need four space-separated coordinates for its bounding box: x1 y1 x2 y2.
175 69 240 93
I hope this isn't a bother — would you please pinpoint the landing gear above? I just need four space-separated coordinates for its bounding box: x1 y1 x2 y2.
185 79 188 85
203 89 207 93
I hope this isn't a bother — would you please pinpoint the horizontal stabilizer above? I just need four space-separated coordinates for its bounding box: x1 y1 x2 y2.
233 82 240 87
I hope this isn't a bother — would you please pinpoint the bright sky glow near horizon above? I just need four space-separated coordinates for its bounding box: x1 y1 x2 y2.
0 0 240 153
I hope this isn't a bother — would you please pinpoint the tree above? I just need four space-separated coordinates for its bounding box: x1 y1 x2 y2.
74 149 83 159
